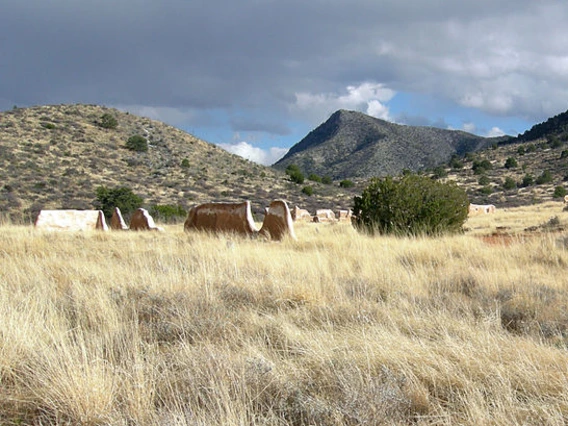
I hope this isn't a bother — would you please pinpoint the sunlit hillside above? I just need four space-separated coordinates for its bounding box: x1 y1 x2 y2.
2 202 568 425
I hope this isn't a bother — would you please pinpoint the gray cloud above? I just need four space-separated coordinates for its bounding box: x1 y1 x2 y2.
1 0 567 140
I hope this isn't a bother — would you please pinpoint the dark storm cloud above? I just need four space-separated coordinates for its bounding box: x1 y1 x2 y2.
2 0 567 132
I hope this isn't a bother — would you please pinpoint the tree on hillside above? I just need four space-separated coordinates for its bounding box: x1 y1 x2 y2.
285 164 304 184
95 186 143 219
126 135 148 152
98 113 118 129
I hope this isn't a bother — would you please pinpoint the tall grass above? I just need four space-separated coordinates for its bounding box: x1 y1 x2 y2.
2 203 568 425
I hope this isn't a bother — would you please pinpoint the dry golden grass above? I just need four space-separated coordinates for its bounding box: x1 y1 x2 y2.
2 204 568 425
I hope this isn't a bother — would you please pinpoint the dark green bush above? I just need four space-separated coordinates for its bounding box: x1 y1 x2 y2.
553 186 567 199
301 186 314 196
536 170 553 185
40 122 56 130
181 158 190 168
521 174 534 187
95 186 143 219
503 177 517 190
339 179 355 188
307 173 322 183
472 159 493 175
285 164 304 184
432 166 448 179
449 155 464 169
517 146 526 156
126 135 148 152
479 185 493 195
352 174 469 236
478 175 490 186
548 135 562 149
504 157 518 169
99 113 118 129
150 204 187 223
321 176 332 185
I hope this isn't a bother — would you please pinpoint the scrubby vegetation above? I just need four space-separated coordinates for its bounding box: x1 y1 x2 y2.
95 186 144 219
352 174 469 236
2 203 568 425
126 134 148 152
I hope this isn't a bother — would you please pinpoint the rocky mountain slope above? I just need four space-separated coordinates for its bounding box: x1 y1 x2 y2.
0 104 356 223
273 109 506 179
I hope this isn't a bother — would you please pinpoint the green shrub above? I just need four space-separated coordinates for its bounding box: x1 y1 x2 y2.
40 122 56 130
548 135 562 148
472 159 492 174
553 186 567 199
478 175 490 186
181 158 190 168
339 179 355 188
504 157 518 169
308 173 322 183
321 176 332 185
352 174 469 236
99 113 118 129
150 204 187 223
95 186 143 219
432 166 448 179
301 186 314 196
503 177 517 190
560 150 568 159
479 185 493 195
521 174 534 187
517 146 526 156
285 164 304 184
126 135 148 152
449 155 464 169
536 170 553 185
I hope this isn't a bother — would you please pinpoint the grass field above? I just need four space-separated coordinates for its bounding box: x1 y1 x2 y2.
2 202 568 425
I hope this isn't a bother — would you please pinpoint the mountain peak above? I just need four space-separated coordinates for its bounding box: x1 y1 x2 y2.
274 110 495 179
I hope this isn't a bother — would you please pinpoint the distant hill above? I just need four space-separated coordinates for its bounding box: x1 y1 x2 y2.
517 108 568 142
0 104 356 223
273 110 506 179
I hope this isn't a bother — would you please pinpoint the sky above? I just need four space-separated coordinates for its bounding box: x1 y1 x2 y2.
2 0 568 166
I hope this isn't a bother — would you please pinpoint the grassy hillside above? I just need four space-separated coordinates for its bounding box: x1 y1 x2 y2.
0 104 356 223
2 203 568 424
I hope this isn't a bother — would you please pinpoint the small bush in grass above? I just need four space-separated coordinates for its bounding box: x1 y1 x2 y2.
126 135 148 152
302 186 314 196
308 173 322 183
472 159 492 174
553 186 567 199
321 175 332 184
285 164 304 184
98 113 118 129
503 177 517 190
449 155 464 169
479 185 493 195
504 157 518 169
352 174 469 236
521 174 534 187
150 204 187 223
432 166 447 179
339 179 355 188
478 175 490 186
536 170 553 185
181 158 190 168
